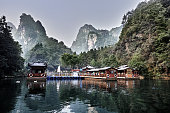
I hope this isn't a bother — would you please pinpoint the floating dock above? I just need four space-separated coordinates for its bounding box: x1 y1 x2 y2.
45 76 139 80
47 76 84 80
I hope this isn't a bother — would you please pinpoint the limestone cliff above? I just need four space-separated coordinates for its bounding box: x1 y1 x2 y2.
71 24 123 54
13 13 72 70
14 13 47 56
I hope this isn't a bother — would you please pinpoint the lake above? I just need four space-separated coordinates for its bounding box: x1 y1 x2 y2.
0 78 170 113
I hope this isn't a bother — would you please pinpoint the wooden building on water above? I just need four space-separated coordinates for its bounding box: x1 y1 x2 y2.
82 65 95 72
80 67 117 80
27 62 47 81
80 65 139 80
117 65 139 79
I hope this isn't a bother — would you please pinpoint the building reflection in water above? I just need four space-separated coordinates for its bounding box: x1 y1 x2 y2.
5 79 170 113
23 79 140 112
25 81 46 103
81 79 140 93
27 81 46 94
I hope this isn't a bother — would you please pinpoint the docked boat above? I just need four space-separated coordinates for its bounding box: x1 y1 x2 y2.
27 62 47 82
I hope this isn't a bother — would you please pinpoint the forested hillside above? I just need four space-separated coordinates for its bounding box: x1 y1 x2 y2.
114 0 170 77
61 46 118 69
61 0 170 78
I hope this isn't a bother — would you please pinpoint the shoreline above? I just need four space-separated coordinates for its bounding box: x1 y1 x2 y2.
1 75 170 80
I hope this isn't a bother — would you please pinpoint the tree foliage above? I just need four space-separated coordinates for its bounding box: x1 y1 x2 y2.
60 47 119 69
128 53 149 77
60 53 79 68
115 0 170 77
0 16 24 77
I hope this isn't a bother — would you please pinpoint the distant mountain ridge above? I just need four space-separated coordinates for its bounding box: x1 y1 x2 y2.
7 22 17 36
71 24 123 54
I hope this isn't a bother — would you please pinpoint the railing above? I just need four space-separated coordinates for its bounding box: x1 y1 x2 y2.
117 73 126 77
47 72 73 76
100 74 106 77
47 72 139 78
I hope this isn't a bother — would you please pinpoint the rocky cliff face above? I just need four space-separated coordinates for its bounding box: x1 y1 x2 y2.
71 24 123 54
11 13 72 70
14 13 47 57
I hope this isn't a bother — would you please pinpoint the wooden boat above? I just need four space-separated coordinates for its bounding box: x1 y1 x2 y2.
27 62 47 82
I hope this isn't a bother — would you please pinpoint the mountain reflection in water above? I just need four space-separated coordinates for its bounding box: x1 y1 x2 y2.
0 79 170 113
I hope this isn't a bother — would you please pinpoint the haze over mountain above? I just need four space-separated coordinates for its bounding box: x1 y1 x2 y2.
8 13 72 70
7 22 17 36
1 0 145 47
71 24 123 54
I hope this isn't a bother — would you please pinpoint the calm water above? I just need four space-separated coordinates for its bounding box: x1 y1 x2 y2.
0 78 170 113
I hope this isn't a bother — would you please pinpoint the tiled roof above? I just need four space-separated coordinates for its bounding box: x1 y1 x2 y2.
87 67 111 72
28 62 47 67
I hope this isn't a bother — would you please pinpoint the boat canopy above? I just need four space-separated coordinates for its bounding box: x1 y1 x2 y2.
117 65 130 71
82 65 95 69
28 62 47 67
87 67 111 72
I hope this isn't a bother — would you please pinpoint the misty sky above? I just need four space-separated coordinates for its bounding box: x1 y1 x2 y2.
1 0 145 47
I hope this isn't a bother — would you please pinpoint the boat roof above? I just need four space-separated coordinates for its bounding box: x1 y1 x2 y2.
82 65 95 69
117 65 130 70
28 62 47 67
87 67 111 72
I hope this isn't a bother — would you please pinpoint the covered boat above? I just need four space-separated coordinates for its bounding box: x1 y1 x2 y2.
27 62 47 81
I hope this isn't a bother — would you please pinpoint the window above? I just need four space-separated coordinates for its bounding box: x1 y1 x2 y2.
32 70 35 73
38 70 41 73
31 69 44 73
127 69 132 74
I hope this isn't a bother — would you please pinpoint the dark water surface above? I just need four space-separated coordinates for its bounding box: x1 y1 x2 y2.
0 78 170 113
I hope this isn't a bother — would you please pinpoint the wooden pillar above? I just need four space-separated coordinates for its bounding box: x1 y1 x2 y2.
124 70 125 77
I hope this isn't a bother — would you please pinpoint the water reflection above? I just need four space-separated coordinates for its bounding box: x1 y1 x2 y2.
24 81 46 112
27 81 46 94
0 79 21 113
81 79 140 92
0 78 169 113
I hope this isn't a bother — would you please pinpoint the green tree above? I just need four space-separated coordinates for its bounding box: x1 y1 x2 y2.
90 59 96 67
0 16 24 78
70 54 80 68
128 53 148 77
102 57 110 67
108 54 119 67
60 53 80 68
60 53 72 67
